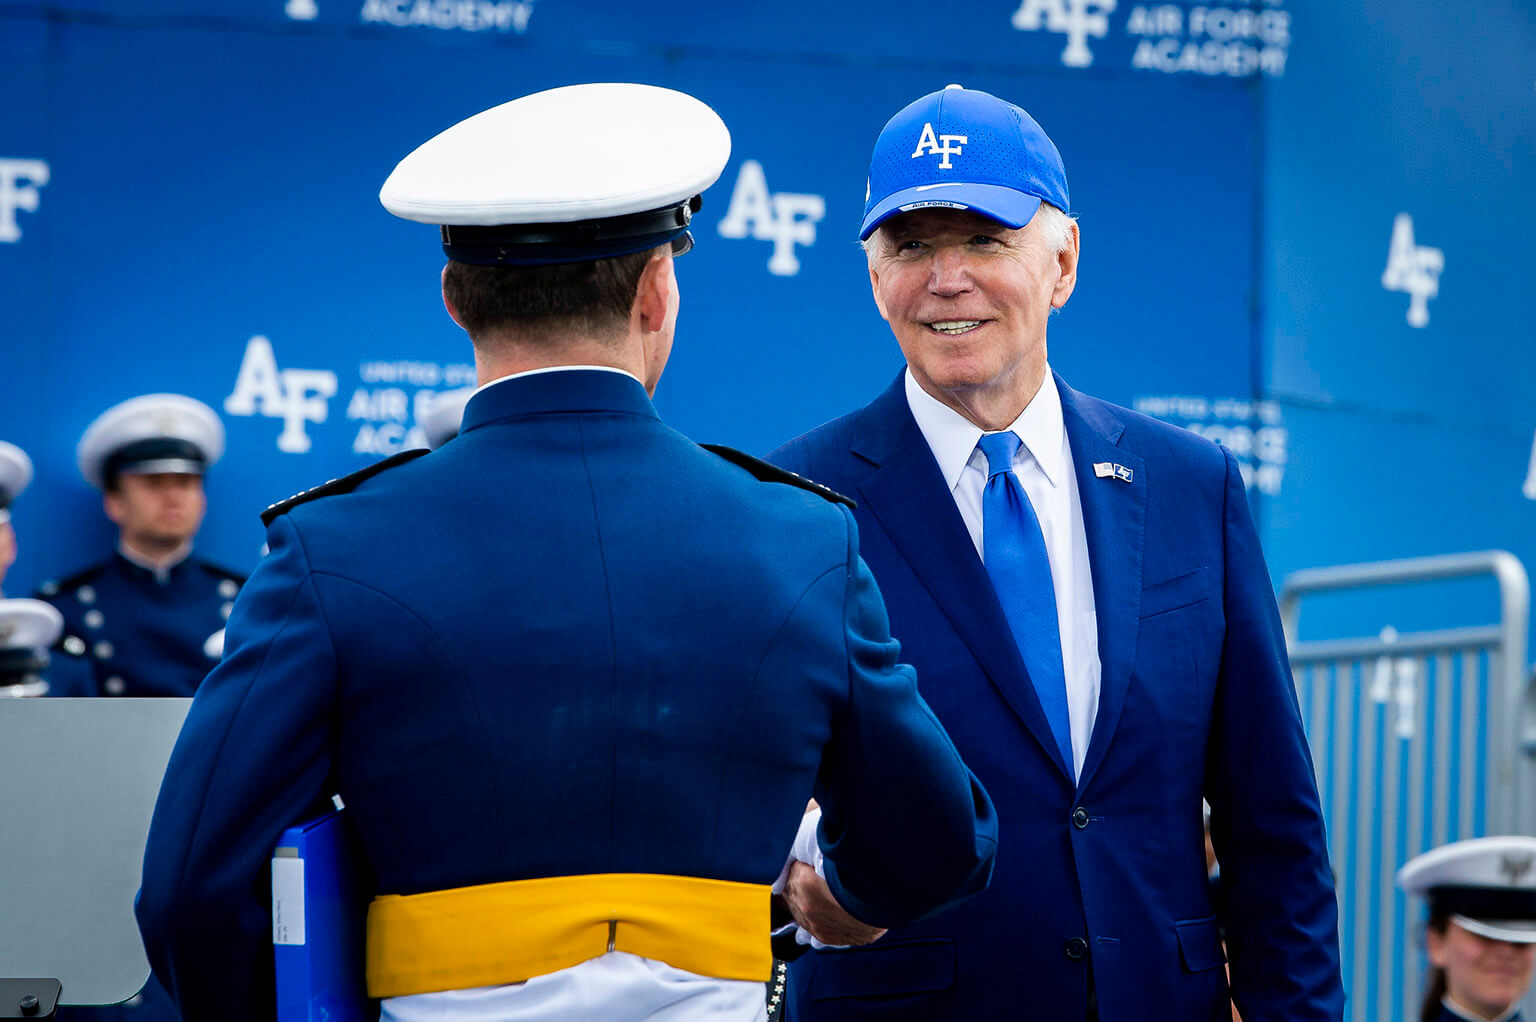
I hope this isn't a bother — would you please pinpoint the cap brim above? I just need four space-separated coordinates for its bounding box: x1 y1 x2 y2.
1453 914 1536 944
860 183 1044 240
120 459 206 478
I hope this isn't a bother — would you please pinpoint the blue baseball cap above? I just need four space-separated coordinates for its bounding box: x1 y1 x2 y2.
860 85 1070 241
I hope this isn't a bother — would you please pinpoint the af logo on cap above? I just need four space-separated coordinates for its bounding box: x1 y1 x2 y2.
911 123 969 170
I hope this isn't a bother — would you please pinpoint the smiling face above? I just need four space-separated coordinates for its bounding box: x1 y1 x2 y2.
866 206 1078 430
1429 919 1536 1019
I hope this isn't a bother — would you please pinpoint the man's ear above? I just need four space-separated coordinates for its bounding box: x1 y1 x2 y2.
1425 927 1448 969
634 250 676 334
1051 220 1080 309
441 265 468 331
102 491 124 527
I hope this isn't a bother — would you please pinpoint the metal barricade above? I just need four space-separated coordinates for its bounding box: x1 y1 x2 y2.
1280 550 1534 1022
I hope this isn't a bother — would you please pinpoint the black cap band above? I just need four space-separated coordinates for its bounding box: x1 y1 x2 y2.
102 438 207 486
0 648 49 677
442 197 701 267
1430 886 1536 921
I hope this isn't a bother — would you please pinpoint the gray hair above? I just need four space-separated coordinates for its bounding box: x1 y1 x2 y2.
1032 202 1077 255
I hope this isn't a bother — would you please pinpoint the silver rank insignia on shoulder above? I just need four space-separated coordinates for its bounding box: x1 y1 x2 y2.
1093 462 1134 483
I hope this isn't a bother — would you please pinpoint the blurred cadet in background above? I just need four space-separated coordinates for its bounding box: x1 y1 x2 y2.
0 440 34 596
37 394 244 698
419 385 475 450
0 598 96 698
1400 836 1536 1022
0 597 93 697
136 83 996 1022
0 598 56 697
0 442 95 696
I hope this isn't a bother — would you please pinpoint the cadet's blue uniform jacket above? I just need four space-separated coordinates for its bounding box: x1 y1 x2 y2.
771 372 1343 1022
136 369 997 1021
39 552 243 697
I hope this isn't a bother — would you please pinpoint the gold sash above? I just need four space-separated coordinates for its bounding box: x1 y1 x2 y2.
366 872 773 998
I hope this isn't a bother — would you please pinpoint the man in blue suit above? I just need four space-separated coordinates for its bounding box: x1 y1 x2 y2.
772 85 1343 1021
136 83 996 1022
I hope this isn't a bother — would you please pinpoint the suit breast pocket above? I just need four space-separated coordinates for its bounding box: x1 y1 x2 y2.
1131 567 1220 737
1140 566 1210 620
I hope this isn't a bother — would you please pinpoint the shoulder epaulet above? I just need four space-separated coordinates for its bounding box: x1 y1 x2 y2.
36 562 106 598
261 448 431 527
700 443 856 510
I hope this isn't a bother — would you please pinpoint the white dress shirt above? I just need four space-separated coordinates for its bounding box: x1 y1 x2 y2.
904 368 1101 779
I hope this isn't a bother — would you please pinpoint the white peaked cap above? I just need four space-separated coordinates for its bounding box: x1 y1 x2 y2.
0 599 64 651
1398 835 1536 944
381 83 731 225
77 393 225 490
0 441 33 509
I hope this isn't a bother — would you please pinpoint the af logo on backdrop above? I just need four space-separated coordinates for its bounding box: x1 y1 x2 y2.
226 335 477 457
716 160 825 277
225 336 339 454
1011 0 1116 68
1134 395 1288 496
0 158 49 243
1010 0 1292 78
1380 213 1442 329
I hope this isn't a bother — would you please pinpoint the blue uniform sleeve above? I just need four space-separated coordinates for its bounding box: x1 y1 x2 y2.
813 506 998 928
136 515 338 1022
1205 447 1345 1020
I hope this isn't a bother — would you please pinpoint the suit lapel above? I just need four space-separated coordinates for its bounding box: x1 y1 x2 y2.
851 378 1074 780
1058 376 1146 791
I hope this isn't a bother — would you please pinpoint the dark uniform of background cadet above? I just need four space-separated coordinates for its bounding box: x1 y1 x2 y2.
0 442 94 696
34 399 242 1021
136 82 996 1022
38 394 243 701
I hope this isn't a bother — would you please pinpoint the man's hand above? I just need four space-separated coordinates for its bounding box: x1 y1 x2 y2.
783 859 887 946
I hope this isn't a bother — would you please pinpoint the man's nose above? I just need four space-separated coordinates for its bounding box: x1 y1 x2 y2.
928 248 974 296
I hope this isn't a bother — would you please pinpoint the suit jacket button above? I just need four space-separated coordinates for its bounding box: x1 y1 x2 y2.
1065 937 1087 960
1072 807 1090 829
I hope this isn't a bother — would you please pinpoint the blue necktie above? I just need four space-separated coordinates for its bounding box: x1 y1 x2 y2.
977 431 1074 774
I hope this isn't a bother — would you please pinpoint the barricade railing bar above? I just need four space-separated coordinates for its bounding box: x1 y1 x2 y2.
1279 550 1533 1022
